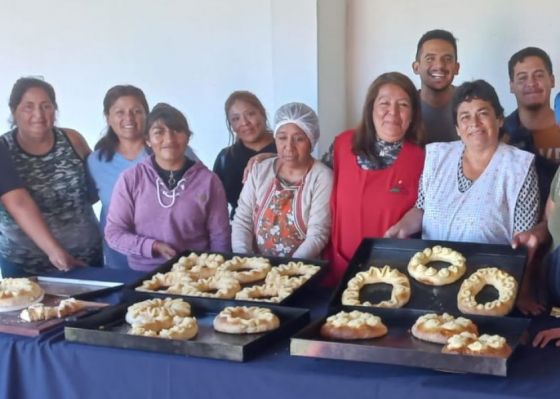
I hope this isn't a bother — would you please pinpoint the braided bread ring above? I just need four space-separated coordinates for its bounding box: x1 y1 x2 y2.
457 267 517 316
213 306 280 334
342 265 411 308
217 256 271 283
408 246 466 286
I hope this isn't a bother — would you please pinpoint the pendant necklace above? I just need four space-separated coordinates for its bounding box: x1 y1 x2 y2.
168 171 176 188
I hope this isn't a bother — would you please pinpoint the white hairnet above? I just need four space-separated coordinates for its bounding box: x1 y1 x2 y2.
273 102 320 149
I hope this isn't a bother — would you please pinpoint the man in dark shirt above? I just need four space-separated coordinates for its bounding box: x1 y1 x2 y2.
505 47 560 205
412 29 460 143
507 48 560 317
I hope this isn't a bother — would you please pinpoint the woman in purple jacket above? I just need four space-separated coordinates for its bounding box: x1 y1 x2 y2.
105 103 231 271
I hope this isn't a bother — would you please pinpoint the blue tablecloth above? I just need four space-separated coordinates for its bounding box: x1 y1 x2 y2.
1 267 560 399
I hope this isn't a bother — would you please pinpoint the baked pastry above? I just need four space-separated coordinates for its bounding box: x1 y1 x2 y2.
167 275 241 299
265 262 320 289
408 246 466 286
442 332 512 358
235 283 293 303
217 256 271 283
125 297 192 329
174 252 225 268
213 306 280 334
342 265 411 308
126 297 197 340
411 313 478 344
171 252 224 279
20 298 85 322
457 267 517 316
0 278 44 309
320 310 388 340
136 271 194 292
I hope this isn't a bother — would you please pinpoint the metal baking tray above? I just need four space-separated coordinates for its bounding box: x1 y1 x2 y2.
290 306 530 376
65 291 310 361
331 238 527 315
35 276 124 300
128 249 326 305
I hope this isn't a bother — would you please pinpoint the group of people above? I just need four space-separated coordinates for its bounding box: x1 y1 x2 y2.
1 29 560 345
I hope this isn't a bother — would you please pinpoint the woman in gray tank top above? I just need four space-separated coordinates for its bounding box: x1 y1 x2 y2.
0 78 101 276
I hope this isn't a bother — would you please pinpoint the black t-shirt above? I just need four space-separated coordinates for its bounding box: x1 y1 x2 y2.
0 142 23 197
213 140 277 218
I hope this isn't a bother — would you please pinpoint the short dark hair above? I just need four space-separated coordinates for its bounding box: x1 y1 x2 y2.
146 103 192 140
224 90 270 144
9 77 57 113
353 72 423 163
452 80 506 137
508 47 553 81
416 29 458 60
95 85 149 162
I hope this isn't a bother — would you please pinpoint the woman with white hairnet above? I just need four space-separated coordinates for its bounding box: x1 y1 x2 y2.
232 102 333 259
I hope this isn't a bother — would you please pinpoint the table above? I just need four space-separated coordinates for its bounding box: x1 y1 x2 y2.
1 268 559 399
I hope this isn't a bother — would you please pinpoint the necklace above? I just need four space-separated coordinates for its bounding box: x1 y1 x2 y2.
156 178 186 208
152 157 191 190
168 171 176 188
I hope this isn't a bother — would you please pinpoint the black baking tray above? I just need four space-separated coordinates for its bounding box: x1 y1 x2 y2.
290 306 530 376
128 249 326 305
65 291 309 362
331 238 527 315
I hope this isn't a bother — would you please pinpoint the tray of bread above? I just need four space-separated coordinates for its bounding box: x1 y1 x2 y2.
65 290 309 362
331 238 527 316
0 277 109 336
290 238 530 376
129 250 324 305
290 306 529 376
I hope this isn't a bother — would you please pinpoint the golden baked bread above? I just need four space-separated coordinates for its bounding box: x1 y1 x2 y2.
20 298 85 322
235 283 293 303
265 262 320 289
442 332 512 358
320 310 388 340
407 246 466 286
217 256 271 283
125 298 191 329
171 252 224 279
342 265 411 308
167 275 241 299
126 297 197 340
457 267 517 316
174 252 225 268
411 312 478 344
136 271 194 292
213 306 280 334
0 278 44 309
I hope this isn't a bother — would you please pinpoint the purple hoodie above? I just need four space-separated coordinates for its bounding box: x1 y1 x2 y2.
105 157 231 271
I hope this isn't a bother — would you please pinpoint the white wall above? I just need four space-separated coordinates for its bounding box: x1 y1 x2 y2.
317 0 347 153
1 0 558 162
0 0 318 166
346 0 560 132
